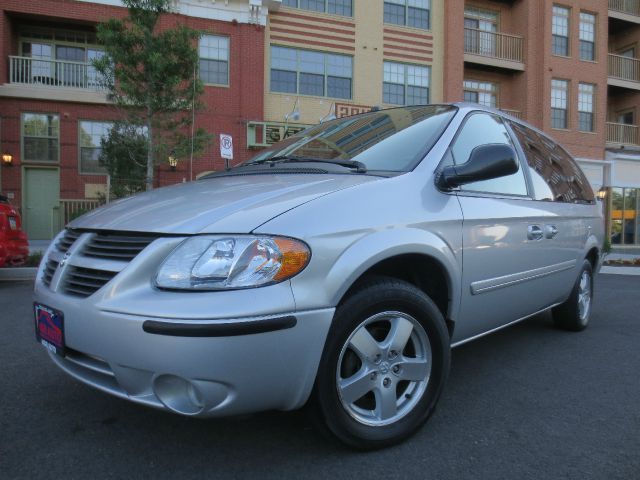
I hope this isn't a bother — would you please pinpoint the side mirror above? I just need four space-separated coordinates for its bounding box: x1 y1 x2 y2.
437 144 520 190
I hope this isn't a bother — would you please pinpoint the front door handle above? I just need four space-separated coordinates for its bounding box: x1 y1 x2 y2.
545 225 559 239
528 225 543 241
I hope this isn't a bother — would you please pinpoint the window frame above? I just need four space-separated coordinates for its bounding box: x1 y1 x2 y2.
552 5 571 57
78 119 113 176
282 0 353 17
509 120 595 204
551 78 570 130
21 112 60 164
463 79 499 108
198 34 230 87
579 11 596 62
578 82 596 133
440 110 531 199
270 45 353 100
383 61 431 106
383 0 431 31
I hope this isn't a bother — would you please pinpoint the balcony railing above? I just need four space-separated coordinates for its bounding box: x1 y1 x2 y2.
609 0 640 16
464 28 524 64
500 109 523 119
606 122 640 146
59 199 104 228
9 56 106 90
609 53 640 83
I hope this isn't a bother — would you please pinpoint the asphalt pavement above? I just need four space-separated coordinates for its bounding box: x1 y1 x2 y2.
1 275 639 480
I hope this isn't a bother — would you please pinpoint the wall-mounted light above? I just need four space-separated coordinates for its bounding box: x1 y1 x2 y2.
597 187 607 201
2 153 12 165
168 151 178 171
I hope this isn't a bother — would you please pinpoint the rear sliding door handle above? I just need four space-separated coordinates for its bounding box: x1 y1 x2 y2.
527 225 543 241
545 225 559 239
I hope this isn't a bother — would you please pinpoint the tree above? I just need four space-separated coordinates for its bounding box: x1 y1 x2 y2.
99 122 147 198
93 0 209 191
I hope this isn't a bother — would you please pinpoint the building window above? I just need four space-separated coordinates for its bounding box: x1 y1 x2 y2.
270 46 352 99
611 188 640 245
384 0 431 30
551 79 569 129
383 62 430 105
283 0 352 16
463 80 498 108
552 5 570 56
579 12 596 61
79 121 113 174
464 7 498 56
578 83 595 132
21 113 59 163
199 35 229 85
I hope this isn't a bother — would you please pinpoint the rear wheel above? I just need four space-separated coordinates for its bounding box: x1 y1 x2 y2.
309 277 450 449
552 260 593 332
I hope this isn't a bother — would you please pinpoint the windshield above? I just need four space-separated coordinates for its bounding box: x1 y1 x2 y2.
246 105 457 173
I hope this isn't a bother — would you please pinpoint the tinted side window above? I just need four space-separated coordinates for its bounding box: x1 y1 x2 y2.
451 113 528 196
510 122 594 203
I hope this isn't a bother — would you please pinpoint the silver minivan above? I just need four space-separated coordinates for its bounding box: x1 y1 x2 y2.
34 104 603 449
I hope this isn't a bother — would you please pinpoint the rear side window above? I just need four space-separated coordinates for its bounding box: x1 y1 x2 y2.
509 122 594 203
451 113 528 196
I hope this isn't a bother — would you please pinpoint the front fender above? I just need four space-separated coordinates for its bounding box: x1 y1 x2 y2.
291 228 462 322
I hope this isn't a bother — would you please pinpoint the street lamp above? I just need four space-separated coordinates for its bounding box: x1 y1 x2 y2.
168 151 178 171
597 187 607 201
2 152 12 166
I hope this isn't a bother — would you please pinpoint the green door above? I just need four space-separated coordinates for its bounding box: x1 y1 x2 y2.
24 168 60 240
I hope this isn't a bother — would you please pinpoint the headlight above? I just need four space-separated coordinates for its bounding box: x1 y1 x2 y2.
155 235 311 290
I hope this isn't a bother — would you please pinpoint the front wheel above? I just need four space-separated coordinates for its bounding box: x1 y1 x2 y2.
309 277 450 449
552 260 594 332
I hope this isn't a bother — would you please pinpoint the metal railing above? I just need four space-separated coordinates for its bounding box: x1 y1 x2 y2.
608 53 640 83
609 0 640 16
500 109 524 119
463 28 524 63
9 56 106 90
606 122 640 145
59 199 104 228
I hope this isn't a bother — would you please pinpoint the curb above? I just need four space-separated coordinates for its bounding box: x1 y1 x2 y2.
600 266 640 276
0 268 37 281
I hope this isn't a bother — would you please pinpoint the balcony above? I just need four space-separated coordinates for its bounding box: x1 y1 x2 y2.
608 53 640 90
463 28 525 71
1 56 107 103
500 109 524 120
609 0 640 23
606 122 640 147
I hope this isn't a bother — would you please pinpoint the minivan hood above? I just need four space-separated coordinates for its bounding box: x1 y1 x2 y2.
69 173 379 234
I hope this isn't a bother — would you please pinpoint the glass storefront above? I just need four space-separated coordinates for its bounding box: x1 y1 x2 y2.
611 187 640 246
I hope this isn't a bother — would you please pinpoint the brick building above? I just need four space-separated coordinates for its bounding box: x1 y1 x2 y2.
1 0 640 246
0 0 274 239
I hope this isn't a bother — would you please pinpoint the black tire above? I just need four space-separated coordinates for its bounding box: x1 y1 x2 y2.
552 260 594 332
308 276 450 450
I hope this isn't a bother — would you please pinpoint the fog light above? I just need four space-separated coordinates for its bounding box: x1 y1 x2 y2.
153 374 204 415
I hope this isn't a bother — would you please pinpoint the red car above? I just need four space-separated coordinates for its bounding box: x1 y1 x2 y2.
0 194 29 267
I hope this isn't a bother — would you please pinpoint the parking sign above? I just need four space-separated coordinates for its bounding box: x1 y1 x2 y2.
220 134 233 160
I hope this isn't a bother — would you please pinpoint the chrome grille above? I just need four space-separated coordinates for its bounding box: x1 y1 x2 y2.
62 266 117 297
42 259 59 287
82 233 157 261
56 229 81 253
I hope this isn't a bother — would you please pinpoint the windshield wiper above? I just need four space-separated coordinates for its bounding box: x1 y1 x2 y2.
246 155 367 173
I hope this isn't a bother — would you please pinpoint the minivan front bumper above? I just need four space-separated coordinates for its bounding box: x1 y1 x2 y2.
33 233 334 417
35 296 334 417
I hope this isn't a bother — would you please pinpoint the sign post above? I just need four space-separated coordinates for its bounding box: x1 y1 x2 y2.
220 133 233 170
